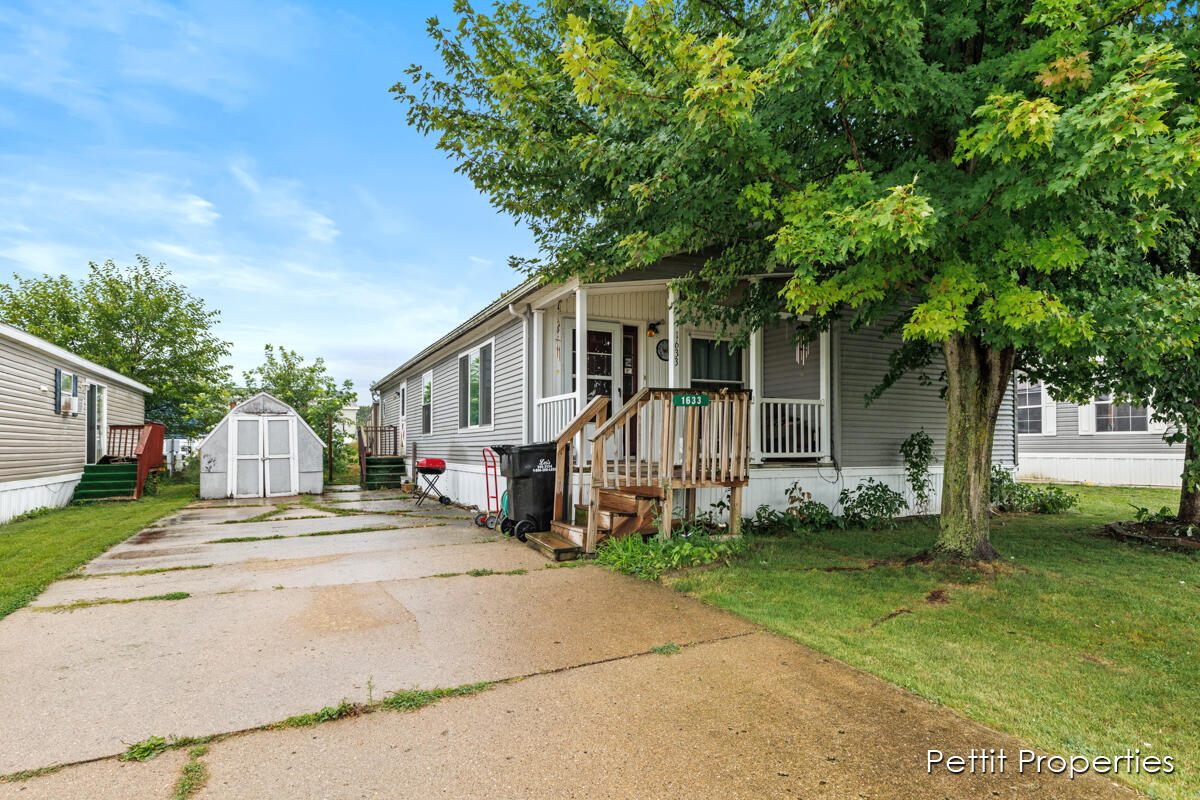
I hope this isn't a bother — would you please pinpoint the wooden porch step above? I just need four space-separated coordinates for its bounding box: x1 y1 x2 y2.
550 520 585 547
527 530 582 561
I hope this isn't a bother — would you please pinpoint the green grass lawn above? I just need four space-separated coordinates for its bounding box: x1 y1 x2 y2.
0 483 196 620
670 485 1198 800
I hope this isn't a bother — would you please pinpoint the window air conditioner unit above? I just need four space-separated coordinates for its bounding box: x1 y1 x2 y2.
61 395 80 415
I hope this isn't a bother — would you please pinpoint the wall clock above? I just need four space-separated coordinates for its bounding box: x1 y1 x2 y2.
655 338 670 361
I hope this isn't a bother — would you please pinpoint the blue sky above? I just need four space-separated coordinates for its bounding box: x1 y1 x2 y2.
0 0 539 401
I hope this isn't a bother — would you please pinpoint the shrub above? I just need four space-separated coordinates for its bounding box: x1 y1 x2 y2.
899 429 935 511
838 478 909 530
596 532 751 580
741 484 840 537
989 466 1079 513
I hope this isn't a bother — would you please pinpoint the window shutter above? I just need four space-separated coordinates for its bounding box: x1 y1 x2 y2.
480 344 493 426
71 375 79 416
458 355 469 428
1077 400 1094 435
1042 388 1056 436
54 368 62 412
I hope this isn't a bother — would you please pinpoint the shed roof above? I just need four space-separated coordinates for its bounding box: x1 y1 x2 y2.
195 391 327 451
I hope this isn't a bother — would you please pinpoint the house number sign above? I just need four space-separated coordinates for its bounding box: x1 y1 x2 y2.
672 393 710 407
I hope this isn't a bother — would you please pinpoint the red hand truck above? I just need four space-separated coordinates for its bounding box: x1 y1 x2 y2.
475 448 501 529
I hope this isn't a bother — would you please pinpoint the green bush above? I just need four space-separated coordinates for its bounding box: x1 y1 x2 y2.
742 483 840 537
990 466 1079 513
596 532 752 580
838 478 909 529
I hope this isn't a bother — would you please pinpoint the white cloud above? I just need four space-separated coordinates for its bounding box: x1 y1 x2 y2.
0 0 313 125
230 161 339 244
468 255 494 267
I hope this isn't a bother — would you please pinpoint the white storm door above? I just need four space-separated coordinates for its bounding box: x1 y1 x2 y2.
263 417 297 497
233 416 264 498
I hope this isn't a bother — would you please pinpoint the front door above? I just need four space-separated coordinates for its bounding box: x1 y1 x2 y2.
263 417 296 497
570 322 623 409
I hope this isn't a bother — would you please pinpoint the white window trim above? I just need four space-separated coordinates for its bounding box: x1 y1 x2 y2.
420 370 434 436
1016 379 1055 436
1082 396 1159 435
457 338 496 431
686 330 747 390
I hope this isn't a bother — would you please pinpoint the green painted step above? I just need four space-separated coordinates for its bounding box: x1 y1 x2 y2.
83 465 137 476
73 488 135 500
77 480 136 491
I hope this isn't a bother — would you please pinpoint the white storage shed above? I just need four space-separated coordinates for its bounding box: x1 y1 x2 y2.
197 392 324 499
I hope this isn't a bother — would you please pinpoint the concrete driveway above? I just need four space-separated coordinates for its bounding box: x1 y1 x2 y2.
0 488 1138 799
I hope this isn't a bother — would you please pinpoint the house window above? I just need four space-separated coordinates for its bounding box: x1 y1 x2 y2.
458 341 493 428
54 368 77 415
397 386 406 418
1095 394 1148 433
421 371 433 434
1016 380 1043 434
690 337 743 390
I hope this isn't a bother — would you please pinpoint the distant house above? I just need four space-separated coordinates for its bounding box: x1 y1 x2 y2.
0 322 153 523
1015 378 1180 487
370 257 1017 553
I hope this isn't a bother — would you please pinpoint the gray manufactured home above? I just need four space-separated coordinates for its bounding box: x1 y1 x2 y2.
0 322 149 523
371 259 1016 531
1014 379 1180 487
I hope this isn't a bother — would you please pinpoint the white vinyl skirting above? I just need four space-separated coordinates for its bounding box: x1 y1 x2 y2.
425 461 943 520
1016 452 1184 488
0 473 83 525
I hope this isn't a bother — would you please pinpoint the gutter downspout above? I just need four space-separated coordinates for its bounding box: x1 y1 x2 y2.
509 303 534 444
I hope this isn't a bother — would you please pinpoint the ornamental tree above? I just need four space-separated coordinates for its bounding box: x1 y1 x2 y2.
394 0 1200 559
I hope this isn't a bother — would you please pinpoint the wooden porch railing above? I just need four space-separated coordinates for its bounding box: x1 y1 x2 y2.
359 425 399 456
357 424 400 482
552 395 609 528
108 422 164 498
107 424 143 461
586 388 752 550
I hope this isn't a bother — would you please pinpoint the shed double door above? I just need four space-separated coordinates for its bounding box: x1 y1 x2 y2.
233 415 298 498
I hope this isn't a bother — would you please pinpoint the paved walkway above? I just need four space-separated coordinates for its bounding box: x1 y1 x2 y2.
0 489 1139 799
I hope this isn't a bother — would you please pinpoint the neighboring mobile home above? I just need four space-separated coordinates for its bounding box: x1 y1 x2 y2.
0 322 151 523
371 258 1016 545
1014 378 1181 487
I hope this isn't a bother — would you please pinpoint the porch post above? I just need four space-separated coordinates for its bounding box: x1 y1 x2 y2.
575 286 588 411
667 284 681 388
819 329 832 458
532 308 544 440
748 325 763 462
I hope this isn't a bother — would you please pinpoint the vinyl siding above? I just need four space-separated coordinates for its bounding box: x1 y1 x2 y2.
762 321 821 399
377 319 526 462
836 318 1015 468
1019 400 1179 454
0 337 146 483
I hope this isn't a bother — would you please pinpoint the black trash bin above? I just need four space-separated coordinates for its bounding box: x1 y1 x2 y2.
492 442 556 541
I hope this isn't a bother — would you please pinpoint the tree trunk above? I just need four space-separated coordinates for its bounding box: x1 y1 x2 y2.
937 334 1014 561
1177 433 1200 524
